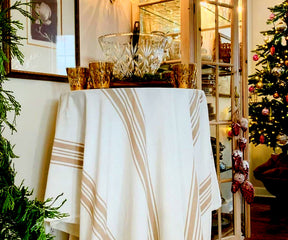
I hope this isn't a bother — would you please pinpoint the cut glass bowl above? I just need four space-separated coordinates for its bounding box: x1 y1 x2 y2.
98 33 170 80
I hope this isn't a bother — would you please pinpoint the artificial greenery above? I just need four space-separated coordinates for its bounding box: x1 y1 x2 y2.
0 1 67 239
249 0 288 150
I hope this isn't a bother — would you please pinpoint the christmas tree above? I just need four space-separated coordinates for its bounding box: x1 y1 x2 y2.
249 0 288 150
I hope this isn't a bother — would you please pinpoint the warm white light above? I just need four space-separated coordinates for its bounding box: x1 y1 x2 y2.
130 0 139 3
200 1 208 8
238 6 242 13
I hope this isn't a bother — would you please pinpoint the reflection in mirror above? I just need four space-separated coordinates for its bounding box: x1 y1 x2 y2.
219 125 232 179
212 182 235 239
201 2 216 62
139 0 180 61
220 182 234 237
206 93 216 121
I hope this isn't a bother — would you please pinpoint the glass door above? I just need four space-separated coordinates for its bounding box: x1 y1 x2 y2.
133 0 248 238
199 0 247 239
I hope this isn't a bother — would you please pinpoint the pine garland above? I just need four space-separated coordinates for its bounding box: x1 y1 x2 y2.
0 1 67 239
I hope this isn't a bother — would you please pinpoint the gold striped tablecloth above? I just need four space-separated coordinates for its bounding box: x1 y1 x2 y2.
45 88 221 240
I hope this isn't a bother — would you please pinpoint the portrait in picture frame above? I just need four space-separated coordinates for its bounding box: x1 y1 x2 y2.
5 0 80 82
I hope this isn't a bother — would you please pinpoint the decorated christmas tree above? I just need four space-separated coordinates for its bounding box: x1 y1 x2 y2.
249 0 288 150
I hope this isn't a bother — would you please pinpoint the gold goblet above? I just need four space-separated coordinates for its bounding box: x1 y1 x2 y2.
66 67 89 91
172 63 197 89
89 61 114 89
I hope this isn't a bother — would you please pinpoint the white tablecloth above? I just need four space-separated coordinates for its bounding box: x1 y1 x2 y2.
45 88 221 240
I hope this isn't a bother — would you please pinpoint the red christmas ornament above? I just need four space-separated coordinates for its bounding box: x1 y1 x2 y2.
232 122 241 136
228 130 233 138
232 150 243 161
249 86 255 92
241 181 255 204
286 94 288 103
259 135 265 144
232 150 243 172
232 180 242 193
242 160 249 179
253 54 259 61
270 45 275 55
273 91 279 98
234 172 245 184
262 107 269 116
238 137 247 151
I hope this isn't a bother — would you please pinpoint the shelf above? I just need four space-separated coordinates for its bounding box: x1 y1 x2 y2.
110 80 174 88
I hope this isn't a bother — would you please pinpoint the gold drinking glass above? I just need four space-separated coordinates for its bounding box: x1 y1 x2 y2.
66 67 89 91
89 61 114 89
161 71 176 88
172 63 197 89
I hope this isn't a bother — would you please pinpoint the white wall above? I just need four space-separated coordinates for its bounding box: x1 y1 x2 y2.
248 0 282 197
80 0 132 65
4 79 69 198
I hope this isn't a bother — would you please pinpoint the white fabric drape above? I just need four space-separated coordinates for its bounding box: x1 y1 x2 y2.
45 88 221 240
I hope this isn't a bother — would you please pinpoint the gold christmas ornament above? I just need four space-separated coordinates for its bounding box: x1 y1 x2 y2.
272 66 284 76
256 81 263 89
276 21 287 31
273 91 279 98
276 133 288 147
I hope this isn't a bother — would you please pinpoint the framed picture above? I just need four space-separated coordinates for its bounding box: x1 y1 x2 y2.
5 0 80 82
218 74 231 97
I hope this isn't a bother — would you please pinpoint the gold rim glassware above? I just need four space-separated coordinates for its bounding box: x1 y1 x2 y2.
66 67 89 91
161 71 176 88
172 63 197 89
89 61 114 89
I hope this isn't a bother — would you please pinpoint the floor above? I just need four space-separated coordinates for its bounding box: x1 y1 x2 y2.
245 197 288 240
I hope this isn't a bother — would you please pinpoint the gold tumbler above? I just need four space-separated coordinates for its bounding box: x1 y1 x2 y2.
172 63 197 89
161 71 176 88
66 67 89 91
89 61 114 89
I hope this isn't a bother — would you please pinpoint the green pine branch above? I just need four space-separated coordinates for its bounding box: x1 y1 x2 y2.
0 1 68 239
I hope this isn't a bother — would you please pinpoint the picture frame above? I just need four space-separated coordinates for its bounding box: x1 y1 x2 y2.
5 0 80 82
218 74 231 97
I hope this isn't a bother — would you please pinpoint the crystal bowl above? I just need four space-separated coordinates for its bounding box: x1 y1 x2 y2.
98 33 169 80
